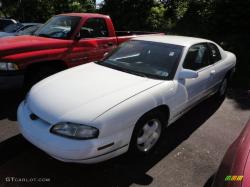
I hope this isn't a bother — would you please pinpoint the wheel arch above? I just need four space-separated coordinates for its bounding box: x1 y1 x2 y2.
128 104 170 154
137 104 170 127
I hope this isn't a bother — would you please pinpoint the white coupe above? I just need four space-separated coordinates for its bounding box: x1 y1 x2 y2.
18 36 236 163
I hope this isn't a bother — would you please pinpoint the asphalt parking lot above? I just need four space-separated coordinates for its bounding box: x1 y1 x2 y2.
0 90 249 187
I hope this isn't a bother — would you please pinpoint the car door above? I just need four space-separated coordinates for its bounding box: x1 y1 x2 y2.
182 43 213 106
68 17 117 67
206 42 225 92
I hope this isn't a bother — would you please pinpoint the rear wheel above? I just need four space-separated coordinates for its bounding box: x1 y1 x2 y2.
217 78 228 98
129 112 164 156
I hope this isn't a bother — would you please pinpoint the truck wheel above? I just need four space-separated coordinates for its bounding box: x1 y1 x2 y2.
129 111 164 156
25 66 59 90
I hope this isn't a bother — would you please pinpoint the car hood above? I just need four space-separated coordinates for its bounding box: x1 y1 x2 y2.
0 35 70 58
27 63 163 125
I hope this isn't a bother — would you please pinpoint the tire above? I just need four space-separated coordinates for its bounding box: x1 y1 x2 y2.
129 111 164 156
216 77 228 98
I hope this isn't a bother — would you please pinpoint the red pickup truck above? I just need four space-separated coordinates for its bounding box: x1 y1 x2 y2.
0 13 161 90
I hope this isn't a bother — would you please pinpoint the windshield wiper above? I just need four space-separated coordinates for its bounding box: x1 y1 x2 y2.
114 66 148 78
127 70 148 78
36 33 50 38
97 60 149 78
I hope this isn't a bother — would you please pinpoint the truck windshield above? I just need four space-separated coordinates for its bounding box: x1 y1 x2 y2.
34 16 80 39
98 40 183 80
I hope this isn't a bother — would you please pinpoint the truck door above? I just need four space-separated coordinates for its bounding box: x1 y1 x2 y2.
69 17 117 67
81 18 117 61
206 42 225 92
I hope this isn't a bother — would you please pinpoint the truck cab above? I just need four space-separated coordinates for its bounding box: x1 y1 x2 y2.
0 13 161 90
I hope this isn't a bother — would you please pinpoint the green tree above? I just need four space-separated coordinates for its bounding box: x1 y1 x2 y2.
146 4 167 31
0 0 19 18
100 0 156 30
210 0 250 89
0 0 96 22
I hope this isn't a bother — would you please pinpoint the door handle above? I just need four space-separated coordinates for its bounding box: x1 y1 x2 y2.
107 42 113 46
103 42 113 47
210 70 216 75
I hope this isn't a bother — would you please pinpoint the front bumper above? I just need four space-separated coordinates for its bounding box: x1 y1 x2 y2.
17 102 130 164
0 71 24 90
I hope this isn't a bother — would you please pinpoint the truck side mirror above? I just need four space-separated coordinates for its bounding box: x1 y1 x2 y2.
178 69 198 79
75 27 93 40
104 52 109 57
75 32 81 40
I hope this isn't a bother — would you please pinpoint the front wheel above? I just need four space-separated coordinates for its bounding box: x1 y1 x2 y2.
129 112 164 156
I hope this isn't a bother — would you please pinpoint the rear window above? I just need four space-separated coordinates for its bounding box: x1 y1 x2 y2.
81 18 109 38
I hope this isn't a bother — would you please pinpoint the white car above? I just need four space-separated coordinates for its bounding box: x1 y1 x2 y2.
18 35 236 164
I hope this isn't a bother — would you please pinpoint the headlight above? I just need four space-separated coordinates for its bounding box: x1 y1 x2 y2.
50 122 99 140
0 62 19 71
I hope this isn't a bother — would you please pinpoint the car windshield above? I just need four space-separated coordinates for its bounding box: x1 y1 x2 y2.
97 40 183 80
3 23 23 33
0 19 15 30
34 16 80 39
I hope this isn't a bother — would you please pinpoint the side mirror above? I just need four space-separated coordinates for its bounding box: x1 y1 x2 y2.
178 69 198 79
75 32 81 40
104 52 109 57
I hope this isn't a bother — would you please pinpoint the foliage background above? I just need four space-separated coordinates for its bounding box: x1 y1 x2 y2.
0 0 249 89
0 0 96 22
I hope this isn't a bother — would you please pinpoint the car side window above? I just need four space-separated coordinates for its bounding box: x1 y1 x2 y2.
208 43 222 63
183 43 210 71
81 18 109 38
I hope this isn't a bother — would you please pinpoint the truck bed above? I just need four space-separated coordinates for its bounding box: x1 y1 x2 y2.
116 31 164 45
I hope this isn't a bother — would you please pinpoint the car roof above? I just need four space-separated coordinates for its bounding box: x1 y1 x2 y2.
59 13 109 19
22 23 41 26
0 18 17 23
133 35 213 47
